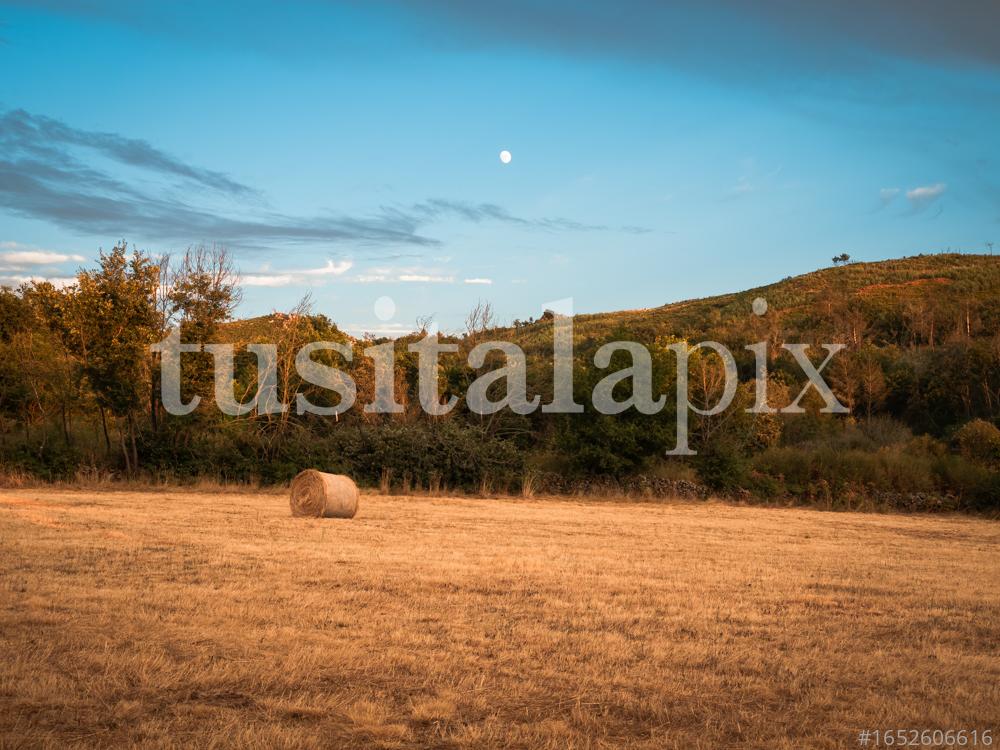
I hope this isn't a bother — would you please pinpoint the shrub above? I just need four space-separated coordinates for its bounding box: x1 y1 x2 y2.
953 419 1000 468
1 439 82 481
695 440 750 492
752 445 935 496
932 455 1000 511
330 421 523 492
858 416 912 448
138 419 524 491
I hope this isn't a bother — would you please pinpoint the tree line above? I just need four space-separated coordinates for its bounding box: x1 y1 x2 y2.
1 244 998 511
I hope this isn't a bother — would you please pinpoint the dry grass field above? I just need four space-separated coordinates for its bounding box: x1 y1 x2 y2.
1 488 998 749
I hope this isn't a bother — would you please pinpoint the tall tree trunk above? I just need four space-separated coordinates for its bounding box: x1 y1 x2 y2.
99 406 112 453
151 382 158 431
150 363 159 431
128 412 139 471
61 403 71 446
118 421 132 476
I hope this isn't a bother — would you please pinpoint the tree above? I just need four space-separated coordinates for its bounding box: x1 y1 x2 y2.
0 288 44 441
72 242 160 473
165 245 242 413
464 300 496 347
168 245 241 340
832 253 851 266
553 333 678 476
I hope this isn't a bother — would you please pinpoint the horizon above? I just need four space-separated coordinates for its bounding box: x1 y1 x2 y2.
2 1 1000 337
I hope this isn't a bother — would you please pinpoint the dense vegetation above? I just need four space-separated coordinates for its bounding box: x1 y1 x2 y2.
1 244 998 511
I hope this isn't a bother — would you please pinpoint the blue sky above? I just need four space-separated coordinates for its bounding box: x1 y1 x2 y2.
1 0 998 335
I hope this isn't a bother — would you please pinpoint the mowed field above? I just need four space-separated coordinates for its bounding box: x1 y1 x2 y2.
1 489 998 749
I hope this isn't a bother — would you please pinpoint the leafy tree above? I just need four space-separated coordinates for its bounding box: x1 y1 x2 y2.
554 333 677 475
165 245 242 412
71 242 160 473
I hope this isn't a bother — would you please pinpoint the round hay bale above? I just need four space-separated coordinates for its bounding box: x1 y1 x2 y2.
289 470 359 519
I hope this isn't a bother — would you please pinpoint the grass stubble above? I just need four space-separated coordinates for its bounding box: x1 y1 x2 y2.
0 488 997 748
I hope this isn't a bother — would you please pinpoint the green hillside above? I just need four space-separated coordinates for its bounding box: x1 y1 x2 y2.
508 253 1000 354
220 254 1000 354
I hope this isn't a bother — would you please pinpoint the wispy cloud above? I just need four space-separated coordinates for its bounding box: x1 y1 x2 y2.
405 199 650 234
463 277 493 285
397 273 454 283
0 109 437 250
0 109 644 252
722 163 783 201
906 183 947 212
0 109 256 197
36 2 1000 82
340 321 418 338
373 1 1000 81
0 274 76 289
241 259 354 287
352 264 456 284
878 187 900 208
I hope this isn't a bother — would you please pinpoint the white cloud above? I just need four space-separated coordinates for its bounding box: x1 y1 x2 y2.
350 265 456 284
463 278 493 285
341 321 417 338
0 275 77 289
241 259 353 288
242 274 295 287
879 187 900 206
1 251 86 265
906 183 946 201
0 242 86 268
906 183 947 211
0 243 82 285
724 163 783 200
398 274 454 283
296 260 353 277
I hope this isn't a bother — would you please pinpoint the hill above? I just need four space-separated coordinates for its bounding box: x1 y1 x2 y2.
507 253 1000 354
220 254 1000 355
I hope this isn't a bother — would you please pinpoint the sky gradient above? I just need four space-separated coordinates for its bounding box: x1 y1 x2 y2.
2 1 999 335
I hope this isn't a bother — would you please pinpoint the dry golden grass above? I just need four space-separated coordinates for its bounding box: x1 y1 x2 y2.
1 489 998 749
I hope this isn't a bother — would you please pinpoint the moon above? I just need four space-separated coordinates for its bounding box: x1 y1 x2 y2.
499 149 512 164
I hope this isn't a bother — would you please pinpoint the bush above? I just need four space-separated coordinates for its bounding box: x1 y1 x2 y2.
858 417 912 448
1 439 82 481
333 421 523 491
932 455 1000 511
139 418 524 491
752 445 936 496
695 440 749 492
746 469 786 500
554 411 670 476
953 419 1000 468
752 441 999 511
